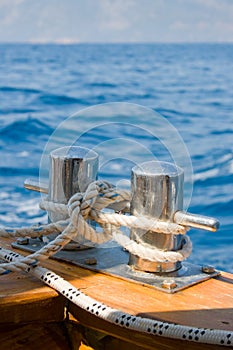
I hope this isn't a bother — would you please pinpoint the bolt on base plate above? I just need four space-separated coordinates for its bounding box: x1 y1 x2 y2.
12 238 220 293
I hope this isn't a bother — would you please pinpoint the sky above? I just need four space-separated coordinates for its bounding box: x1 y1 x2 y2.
0 0 233 43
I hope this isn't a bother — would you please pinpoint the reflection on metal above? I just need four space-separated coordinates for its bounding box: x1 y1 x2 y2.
22 155 221 292
174 211 220 232
24 146 99 247
24 179 48 194
128 161 220 275
12 239 220 294
48 146 99 222
48 146 99 249
129 161 184 273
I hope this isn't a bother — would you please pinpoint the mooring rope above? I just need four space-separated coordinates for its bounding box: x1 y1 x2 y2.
0 220 68 238
40 200 186 235
0 180 232 346
0 180 189 271
112 231 192 263
0 247 232 347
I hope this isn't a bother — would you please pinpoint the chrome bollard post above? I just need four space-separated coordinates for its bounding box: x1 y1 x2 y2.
48 146 99 223
129 161 184 273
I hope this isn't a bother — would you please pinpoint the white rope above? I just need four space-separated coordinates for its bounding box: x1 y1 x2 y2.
91 210 187 234
112 231 192 262
0 220 68 238
40 200 187 235
0 247 232 347
0 180 231 346
0 180 190 268
0 181 118 273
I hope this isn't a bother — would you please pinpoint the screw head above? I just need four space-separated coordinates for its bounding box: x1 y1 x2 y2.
17 237 29 245
84 257 97 265
161 279 177 290
201 265 215 274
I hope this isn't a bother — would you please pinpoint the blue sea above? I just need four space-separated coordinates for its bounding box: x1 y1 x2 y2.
0 43 232 272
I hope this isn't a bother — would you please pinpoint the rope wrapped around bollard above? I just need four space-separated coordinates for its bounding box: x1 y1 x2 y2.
0 180 190 274
0 180 232 346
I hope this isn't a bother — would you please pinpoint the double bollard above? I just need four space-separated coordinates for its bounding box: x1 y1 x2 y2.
25 146 219 275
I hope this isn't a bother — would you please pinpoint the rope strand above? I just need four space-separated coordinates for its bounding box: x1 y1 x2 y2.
0 180 231 346
0 180 190 270
0 247 232 347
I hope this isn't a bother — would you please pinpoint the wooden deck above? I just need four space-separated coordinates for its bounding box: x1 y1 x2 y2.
0 237 232 350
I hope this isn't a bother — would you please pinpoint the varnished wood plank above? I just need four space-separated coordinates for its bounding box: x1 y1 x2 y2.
0 268 65 323
0 295 64 325
0 239 65 324
68 306 228 350
54 264 233 331
0 237 232 349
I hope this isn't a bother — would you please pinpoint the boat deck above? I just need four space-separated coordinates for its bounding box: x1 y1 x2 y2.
0 237 232 350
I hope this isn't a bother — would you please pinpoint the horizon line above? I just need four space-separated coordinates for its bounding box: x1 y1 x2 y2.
0 41 233 45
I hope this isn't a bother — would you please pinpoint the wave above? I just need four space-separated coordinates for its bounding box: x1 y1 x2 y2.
0 166 39 176
38 93 84 105
0 87 88 106
86 82 117 89
0 108 39 115
0 117 53 142
157 108 200 119
191 198 233 218
194 172 233 188
0 86 41 94
0 197 47 227
193 150 233 182
193 168 218 181
211 129 233 135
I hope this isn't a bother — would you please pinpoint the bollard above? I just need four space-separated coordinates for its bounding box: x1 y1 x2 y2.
129 161 184 273
48 146 99 223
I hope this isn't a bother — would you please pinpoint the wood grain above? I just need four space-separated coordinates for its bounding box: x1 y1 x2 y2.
0 237 232 349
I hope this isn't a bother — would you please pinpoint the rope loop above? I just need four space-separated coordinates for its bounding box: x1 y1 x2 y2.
0 180 190 274
0 180 231 346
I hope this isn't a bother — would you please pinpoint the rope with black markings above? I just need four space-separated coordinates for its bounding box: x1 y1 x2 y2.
0 247 232 346
0 180 232 346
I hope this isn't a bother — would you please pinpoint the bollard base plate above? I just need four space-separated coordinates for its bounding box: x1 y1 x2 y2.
12 238 220 293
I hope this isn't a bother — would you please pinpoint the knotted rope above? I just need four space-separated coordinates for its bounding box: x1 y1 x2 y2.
0 180 190 274
0 180 232 346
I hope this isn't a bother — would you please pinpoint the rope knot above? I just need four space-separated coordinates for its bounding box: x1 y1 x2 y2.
1 179 191 271
67 181 114 224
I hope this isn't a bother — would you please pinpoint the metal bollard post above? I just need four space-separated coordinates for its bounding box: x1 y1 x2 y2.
129 161 184 273
48 146 99 224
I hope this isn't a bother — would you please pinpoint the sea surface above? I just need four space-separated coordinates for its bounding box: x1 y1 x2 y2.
0 43 232 272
